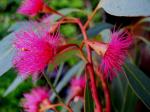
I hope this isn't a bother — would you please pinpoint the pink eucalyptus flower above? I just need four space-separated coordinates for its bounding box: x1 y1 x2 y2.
100 30 133 80
70 76 86 98
23 87 50 112
17 0 44 16
13 30 60 78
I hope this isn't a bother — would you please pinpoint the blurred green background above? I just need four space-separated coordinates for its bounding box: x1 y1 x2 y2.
0 0 99 111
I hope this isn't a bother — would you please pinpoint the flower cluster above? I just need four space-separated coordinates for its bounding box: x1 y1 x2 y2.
70 76 86 98
100 31 132 80
22 87 50 112
17 0 44 16
13 31 60 78
87 30 132 80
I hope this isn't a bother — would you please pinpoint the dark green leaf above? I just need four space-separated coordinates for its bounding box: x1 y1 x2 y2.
84 81 94 112
111 74 127 112
124 62 150 109
121 85 137 112
111 72 138 112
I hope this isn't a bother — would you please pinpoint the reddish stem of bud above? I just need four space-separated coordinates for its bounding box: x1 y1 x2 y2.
86 64 103 112
42 5 64 17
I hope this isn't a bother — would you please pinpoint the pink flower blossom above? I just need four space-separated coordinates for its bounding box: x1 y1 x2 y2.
13 31 60 77
17 0 44 16
100 30 133 80
23 87 49 112
70 76 86 97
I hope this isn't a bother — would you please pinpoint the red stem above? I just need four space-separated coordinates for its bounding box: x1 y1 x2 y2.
54 18 103 112
96 69 111 112
78 18 111 112
77 19 102 112
83 3 111 111
86 64 103 112
55 18 92 62
77 19 92 63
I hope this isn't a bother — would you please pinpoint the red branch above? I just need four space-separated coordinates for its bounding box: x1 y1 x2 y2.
53 18 103 112
86 64 103 112
96 69 111 112
76 19 102 112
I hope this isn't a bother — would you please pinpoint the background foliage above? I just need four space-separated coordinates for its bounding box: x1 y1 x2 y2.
0 0 150 112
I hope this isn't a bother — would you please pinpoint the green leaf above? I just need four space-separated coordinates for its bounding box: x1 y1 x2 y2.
111 74 127 112
50 61 84 101
121 85 137 112
124 62 150 109
0 48 15 77
0 33 15 77
8 21 50 33
78 22 113 39
84 81 94 112
8 21 35 32
48 48 80 72
100 0 150 16
53 63 64 86
0 33 15 54
3 75 25 96
111 70 138 112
